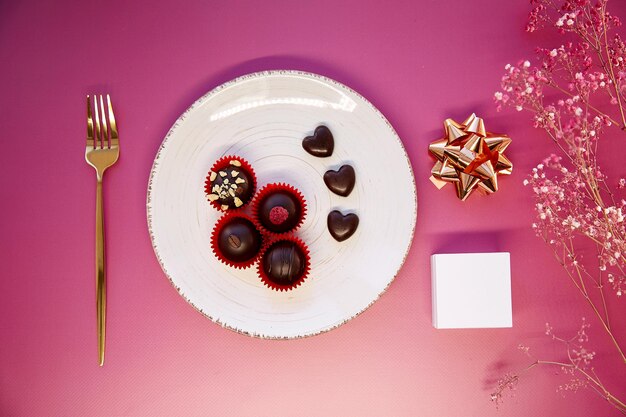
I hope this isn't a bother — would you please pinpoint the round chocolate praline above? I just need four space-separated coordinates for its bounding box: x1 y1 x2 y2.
207 162 254 210
262 241 306 286
217 217 262 263
257 191 302 233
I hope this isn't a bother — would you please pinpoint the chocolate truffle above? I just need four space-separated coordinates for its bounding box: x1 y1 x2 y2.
257 191 302 233
216 217 262 263
207 159 254 210
261 241 306 286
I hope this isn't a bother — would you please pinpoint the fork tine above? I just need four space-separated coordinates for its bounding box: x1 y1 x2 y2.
107 95 118 147
93 95 102 148
99 95 109 148
86 95 94 148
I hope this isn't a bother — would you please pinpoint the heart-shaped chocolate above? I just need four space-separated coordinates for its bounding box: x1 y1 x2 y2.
302 125 334 157
327 210 359 242
323 164 355 197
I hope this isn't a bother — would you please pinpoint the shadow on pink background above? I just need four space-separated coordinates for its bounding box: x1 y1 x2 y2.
1 0 625 416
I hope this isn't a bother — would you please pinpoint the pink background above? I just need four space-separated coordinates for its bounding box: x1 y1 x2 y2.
1 1 625 416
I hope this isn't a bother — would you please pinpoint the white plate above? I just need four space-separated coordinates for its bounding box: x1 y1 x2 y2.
147 71 417 338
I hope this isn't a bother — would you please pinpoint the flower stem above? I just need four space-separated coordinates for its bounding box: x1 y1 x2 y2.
600 3 626 129
535 360 626 412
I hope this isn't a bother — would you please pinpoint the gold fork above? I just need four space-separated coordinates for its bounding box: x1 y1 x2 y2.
85 94 119 366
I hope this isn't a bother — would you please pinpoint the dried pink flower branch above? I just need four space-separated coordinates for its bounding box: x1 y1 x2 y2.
493 0 626 412
491 319 626 412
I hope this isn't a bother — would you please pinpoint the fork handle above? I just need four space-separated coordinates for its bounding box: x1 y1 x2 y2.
95 177 106 366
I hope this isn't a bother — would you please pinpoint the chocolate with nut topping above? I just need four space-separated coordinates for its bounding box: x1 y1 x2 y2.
207 160 254 210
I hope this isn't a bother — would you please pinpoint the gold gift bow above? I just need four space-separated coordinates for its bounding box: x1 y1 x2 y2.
429 113 513 201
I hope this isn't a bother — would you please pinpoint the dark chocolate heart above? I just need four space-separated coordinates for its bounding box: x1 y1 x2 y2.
323 164 355 197
327 210 359 242
302 125 334 157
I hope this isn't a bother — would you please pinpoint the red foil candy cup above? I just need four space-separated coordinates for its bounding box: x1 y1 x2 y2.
257 236 311 292
211 213 265 269
205 155 257 212
252 183 307 236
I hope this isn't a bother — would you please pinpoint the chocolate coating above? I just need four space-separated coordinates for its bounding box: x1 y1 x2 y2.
207 162 254 210
217 218 262 263
323 165 355 197
262 241 306 286
257 191 302 233
302 125 334 157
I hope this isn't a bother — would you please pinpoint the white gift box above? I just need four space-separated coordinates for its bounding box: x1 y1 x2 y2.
431 252 512 329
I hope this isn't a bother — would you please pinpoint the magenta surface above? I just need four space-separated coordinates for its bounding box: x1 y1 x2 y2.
1 1 625 416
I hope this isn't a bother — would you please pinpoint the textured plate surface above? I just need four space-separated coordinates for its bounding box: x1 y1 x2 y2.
147 71 417 338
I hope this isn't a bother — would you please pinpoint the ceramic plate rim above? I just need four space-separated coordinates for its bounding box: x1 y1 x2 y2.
146 70 417 339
